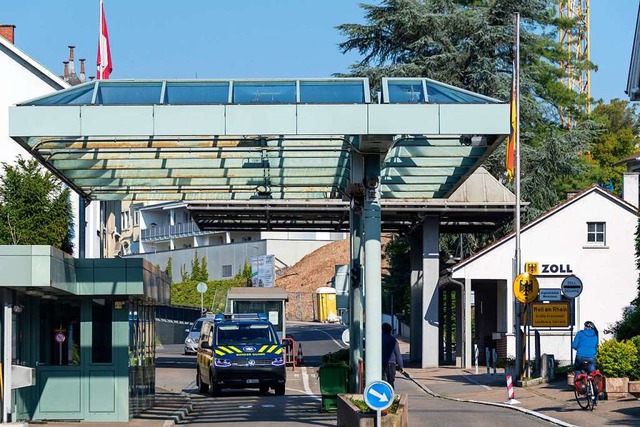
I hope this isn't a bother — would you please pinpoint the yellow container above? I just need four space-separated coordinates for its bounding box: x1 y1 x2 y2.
316 287 338 322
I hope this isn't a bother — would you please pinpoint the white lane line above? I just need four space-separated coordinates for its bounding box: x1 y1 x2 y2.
309 328 346 349
301 367 321 401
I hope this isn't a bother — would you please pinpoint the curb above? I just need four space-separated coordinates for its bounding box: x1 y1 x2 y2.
403 372 576 427
160 392 194 427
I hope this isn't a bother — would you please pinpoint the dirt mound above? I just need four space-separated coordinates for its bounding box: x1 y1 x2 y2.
276 238 350 292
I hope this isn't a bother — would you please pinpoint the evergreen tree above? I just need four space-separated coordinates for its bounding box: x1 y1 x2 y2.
337 0 597 218
0 157 74 253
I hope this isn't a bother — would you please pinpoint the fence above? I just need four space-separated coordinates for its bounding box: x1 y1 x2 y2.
286 292 318 321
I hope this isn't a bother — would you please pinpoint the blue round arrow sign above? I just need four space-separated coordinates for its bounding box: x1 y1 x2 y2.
364 380 394 411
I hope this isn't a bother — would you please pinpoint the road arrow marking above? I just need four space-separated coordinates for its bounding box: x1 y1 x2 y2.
369 388 388 402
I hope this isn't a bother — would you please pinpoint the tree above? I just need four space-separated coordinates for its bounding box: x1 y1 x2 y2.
0 157 73 253
382 236 412 323
337 0 597 218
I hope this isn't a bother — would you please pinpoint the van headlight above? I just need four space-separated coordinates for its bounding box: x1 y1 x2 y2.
185 337 194 344
272 357 285 366
215 358 232 367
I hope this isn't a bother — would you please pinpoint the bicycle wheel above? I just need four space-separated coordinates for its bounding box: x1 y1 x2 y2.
574 379 590 409
586 379 596 411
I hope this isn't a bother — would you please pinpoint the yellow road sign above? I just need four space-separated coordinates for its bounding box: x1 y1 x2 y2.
513 272 539 303
531 302 570 327
524 262 539 275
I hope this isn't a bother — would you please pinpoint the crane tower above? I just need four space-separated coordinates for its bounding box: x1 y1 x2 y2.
558 0 590 126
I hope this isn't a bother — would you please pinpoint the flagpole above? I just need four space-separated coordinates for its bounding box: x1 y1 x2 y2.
513 12 523 382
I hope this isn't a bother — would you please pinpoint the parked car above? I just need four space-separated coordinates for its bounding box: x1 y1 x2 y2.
184 316 210 355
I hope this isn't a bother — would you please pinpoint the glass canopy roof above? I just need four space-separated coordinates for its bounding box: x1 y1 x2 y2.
21 77 501 106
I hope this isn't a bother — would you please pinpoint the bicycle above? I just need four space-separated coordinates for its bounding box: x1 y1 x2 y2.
573 360 603 411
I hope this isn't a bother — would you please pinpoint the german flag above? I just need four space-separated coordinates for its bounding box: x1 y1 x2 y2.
506 73 516 181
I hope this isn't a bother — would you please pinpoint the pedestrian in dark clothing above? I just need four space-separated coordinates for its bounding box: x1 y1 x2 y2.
382 322 404 389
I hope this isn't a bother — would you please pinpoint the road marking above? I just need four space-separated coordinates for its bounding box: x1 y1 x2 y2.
301 367 321 401
309 328 346 349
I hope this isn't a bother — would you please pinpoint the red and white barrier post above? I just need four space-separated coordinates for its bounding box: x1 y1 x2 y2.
505 375 520 405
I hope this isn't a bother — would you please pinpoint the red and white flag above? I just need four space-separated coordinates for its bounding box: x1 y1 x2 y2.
96 0 112 79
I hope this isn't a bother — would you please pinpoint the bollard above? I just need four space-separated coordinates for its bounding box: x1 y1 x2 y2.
505 375 520 405
474 344 479 374
492 349 497 375
485 347 490 374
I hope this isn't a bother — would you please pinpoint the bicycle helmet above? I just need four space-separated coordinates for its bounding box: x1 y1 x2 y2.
584 321 596 330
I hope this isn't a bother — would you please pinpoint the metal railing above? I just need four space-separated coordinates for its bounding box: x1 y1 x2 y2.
141 222 212 241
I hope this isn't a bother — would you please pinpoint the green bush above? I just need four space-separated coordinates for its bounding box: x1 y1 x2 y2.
630 336 640 381
596 339 639 378
321 348 350 365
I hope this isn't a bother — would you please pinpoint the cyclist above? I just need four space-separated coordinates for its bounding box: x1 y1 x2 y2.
572 321 599 403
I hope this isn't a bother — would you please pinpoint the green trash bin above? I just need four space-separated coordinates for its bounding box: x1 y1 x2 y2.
318 363 349 412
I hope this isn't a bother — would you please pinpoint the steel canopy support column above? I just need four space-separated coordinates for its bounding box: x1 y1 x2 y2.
363 154 382 383
3 294 13 423
79 197 86 258
422 216 439 368
349 151 364 393
409 231 423 363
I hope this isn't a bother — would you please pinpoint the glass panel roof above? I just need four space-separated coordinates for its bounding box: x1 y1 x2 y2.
426 81 487 104
20 78 499 106
28 84 95 105
233 81 296 104
383 78 500 104
165 82 229 104
299 80 365 103
96 82 163 105
386 80 425 103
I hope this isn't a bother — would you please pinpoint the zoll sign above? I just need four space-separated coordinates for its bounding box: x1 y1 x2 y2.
561 275 583 299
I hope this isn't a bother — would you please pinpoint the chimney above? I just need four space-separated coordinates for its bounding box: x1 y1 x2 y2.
79 58 86 83
0 24 16 44
622 172 639 209
63 61 69 81
68 45 76 75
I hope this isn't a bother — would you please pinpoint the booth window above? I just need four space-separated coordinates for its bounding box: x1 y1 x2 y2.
92 298 113 363
39 299 81 365
587 222 606 245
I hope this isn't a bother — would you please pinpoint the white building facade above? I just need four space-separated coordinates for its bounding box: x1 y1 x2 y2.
0 27 99 257
451 185 638 367
130 201 346 281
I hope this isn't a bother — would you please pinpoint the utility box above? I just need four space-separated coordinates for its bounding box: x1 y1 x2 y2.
11 365 35 389
541 354 556 382
316 287 338 323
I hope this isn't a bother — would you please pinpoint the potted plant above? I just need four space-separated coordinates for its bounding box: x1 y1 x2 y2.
337 393 408 427
596 339 639 399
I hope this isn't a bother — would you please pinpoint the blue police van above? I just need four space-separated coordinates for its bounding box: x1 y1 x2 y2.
196 313 286 396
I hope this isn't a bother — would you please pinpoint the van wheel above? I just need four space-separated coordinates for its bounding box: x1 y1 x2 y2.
197 372 207 394
210 374 221 397
275 384 285 396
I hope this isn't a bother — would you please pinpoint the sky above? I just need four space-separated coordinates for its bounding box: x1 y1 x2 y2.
1 0 638 103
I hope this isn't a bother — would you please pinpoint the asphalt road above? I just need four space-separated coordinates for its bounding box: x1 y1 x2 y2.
154 322 557 426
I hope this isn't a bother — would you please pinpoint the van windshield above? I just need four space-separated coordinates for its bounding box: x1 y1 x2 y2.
191 320 204 332
215 324 278 346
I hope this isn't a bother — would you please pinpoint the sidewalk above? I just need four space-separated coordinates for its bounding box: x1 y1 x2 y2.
396 337 640 427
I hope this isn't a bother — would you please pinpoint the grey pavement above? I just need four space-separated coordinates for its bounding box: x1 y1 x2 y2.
28 336 640 427
395 337 640 427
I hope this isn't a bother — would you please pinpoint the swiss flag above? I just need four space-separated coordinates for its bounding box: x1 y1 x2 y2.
97 0 112 79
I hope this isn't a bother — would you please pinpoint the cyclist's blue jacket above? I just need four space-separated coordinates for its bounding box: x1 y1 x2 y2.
572 329 598 358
